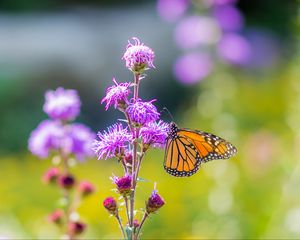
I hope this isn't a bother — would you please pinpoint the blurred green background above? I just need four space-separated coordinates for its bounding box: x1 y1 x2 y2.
1 0 300 238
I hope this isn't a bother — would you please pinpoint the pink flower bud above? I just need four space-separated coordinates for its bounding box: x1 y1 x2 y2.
103 197 118 216
68 221 86 236
42 167 60 184
146 190 165 214
57 174 75 189
48 209 64 224
78 180 95 197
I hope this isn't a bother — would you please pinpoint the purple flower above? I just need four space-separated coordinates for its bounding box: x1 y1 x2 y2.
213 5 244 32
93 123 132 160
126 100 160 126
157 0 190 22
67 123 95 161
146 189 165 214
112 174 133 196
103 197 118 215
140 120 169 149
174 52 213 85
43 87 81 121
175 16 221 49
28 120 63 158
101 78 131 111
218 33 252 65
122 37 155 73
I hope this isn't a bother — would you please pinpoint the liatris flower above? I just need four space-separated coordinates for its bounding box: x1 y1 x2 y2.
58 174 75 189
112 174 132 196
48 209 64 224
43 87 81 121
103 197 118 216
68 123 95 161
124 151 133 165
43 167 60 184
93 123 132 160
122 37 155 73
101 78 131 111
78 180 95 197
140 120 169 149
126 100 160 126
68 221 86 236
146 189 165 214
28 120 63 158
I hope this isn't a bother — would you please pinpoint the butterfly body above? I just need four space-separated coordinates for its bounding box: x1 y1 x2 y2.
164 122 237 177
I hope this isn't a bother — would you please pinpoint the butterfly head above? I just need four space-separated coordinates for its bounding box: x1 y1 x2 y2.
168 122 178 139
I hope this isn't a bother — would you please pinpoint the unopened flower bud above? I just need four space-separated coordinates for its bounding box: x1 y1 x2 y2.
43 167 60 184
48 209 64 224
68 221 86 236
113 174 132 196
146 190 165 214
78 180 95 197
58 174 75 189
133 219 140 229
103 197 118 216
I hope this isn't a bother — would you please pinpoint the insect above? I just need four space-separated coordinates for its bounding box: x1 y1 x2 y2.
164 122 237 177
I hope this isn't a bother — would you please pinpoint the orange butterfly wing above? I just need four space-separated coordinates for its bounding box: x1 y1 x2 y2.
164 123 237 177
177 129 237 162
164 136 201 177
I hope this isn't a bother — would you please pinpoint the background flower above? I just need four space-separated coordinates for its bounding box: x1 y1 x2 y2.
43 87 81 121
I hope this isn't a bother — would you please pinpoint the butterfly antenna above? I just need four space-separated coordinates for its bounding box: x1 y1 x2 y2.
161 107 174 122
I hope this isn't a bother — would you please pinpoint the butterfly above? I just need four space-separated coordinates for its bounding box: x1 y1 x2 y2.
164 122 237 177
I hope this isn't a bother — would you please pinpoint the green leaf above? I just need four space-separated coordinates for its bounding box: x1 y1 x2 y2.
125 226 133 240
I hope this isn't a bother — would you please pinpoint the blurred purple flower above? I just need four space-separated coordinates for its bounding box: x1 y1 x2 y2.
122 37 155 73
112 174 133 196
157 0 190 22
43 87 81 121
68 123 95 161
213 5 244 31
207 0 237 6
218 33 252 65
28 120 63 158
126 99 160 126
146 189 165 214
58 174 76 189
174 52 213 85
175 16 221 49
93 123 132 160
101 78 131 111
140 120 169 149
245 29 280 69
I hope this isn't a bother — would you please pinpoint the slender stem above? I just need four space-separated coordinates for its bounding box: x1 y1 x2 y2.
129 73 141 236
133 73 140 100
135 212 149 239
124 196 130 224
116 214 126 239
135 152 145 183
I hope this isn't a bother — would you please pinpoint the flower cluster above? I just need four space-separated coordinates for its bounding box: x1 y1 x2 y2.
29 88 95 161
94 37 166 239
157 0 279 85
28 87 96 239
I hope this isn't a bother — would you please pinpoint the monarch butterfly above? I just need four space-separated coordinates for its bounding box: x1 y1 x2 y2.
164 122 237 177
